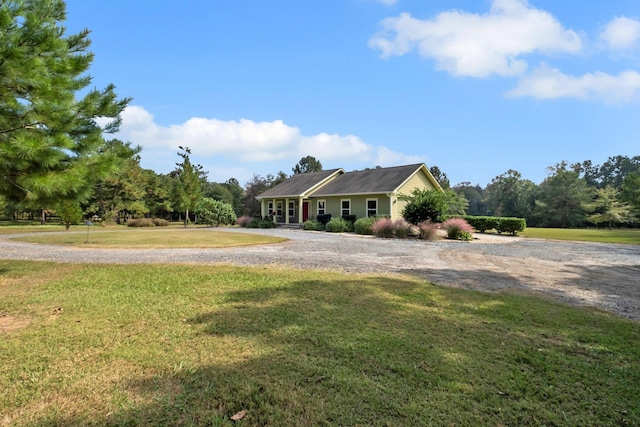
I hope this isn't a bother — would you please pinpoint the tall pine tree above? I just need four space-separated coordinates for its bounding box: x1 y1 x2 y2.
0 0 134 206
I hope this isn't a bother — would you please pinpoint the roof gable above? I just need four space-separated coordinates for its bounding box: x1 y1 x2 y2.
256 168 343 199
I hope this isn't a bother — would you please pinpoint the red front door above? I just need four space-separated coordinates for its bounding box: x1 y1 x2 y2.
303 201 310 222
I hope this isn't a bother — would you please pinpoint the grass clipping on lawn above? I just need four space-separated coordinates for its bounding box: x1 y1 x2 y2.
1 260 638 426
11 228 286 248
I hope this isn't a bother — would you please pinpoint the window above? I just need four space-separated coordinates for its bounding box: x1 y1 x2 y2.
367 199 377 217
276 202 283 216
341 199 350 216
288 201 295 218
267 201 274 215
317 200 326 215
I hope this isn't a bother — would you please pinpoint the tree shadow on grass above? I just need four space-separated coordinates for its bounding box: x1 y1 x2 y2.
45 273 639 426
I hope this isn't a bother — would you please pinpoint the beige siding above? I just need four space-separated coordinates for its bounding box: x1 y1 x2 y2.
394 169 437 220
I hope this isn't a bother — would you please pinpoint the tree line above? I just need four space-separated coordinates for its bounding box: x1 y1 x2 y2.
1 1 637 229
448 156 640 228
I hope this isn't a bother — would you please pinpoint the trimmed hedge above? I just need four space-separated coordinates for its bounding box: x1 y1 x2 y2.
463 215 526 235
496 217 527 235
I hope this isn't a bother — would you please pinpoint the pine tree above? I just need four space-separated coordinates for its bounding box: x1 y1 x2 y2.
0 0 133 206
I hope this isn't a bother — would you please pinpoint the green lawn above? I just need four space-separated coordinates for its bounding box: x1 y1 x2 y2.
1 261 638 426
11 228 286 248
521 227 640 244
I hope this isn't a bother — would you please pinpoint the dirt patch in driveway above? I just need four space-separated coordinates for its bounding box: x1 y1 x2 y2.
427 237 640 321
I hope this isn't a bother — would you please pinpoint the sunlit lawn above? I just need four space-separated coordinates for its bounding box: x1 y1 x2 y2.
1 261 638 426
521 227 640 244
10 228 286 248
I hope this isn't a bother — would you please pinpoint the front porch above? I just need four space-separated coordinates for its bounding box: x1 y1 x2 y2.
262 198 311 226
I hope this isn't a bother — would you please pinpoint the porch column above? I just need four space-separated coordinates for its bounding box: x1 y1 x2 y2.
285 198 290 224
298 197 303 224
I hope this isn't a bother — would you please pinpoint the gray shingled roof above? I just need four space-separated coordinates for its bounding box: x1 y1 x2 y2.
256 168 343 199
310 163 425 196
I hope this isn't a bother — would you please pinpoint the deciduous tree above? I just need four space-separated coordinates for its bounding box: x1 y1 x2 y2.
171 147 206 226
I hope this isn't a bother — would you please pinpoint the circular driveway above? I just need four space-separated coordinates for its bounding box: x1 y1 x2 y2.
1 228 639 322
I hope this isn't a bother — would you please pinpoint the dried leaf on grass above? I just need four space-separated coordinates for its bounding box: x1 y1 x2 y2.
231 410 246 421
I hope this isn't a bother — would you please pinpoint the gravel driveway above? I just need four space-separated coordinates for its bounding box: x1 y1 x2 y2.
1 228 639 322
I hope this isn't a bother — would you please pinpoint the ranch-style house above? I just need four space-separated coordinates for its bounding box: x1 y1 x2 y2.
255 163 443 225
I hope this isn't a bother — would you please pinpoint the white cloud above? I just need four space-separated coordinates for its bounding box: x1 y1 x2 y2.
115 106 422 179
508 65 640 103
378 0 397 5
601 16 640 51
368 0 582 78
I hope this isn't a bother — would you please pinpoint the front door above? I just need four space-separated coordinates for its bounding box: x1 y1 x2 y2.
302 201 310 222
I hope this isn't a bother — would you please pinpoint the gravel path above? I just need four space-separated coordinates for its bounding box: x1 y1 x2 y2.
1 228 639 321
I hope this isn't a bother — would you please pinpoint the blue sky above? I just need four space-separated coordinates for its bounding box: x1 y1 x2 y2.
64 0 640 187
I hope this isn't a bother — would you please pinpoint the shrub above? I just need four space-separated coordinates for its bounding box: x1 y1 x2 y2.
496 217 527 235
372 217 394 238
463 216 499 233
458 231 473 241
401 188 448 224
393 218 413 238
417 219 441 241
258 219 276 228
303 219 323 231
316 214 332 225
342 214 357 224
196 198 237 227
247 218 261 228
354 217 375 235
325 217 349 233
152 218 169 226
127 218 155 227
237 215 253 227
441 217 474 240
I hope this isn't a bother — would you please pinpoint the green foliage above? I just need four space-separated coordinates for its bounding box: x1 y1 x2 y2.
495 218 527 235
325 217 349 233
56 201 83 230
484 170 536 218
303 219 324 231
354 217 375 235
401 188 448 224
0 0 134 206
534 162 592 228
463 216 499 233
171 147 207 226
292 155 323 174
587 186 633 229
462 215 526 235
444 189 469 216
429 165 450 189
196 198 237 227
246 217 276 228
